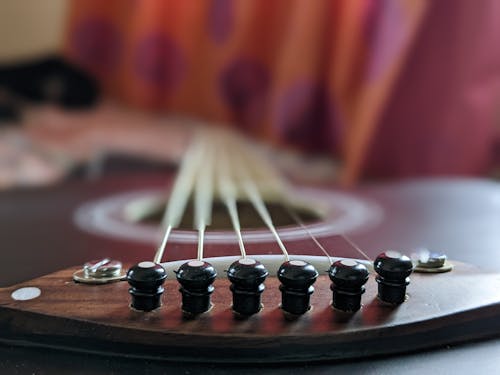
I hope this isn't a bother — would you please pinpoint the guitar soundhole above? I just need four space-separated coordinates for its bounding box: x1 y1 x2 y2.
73 188 382 245
138 199 323 230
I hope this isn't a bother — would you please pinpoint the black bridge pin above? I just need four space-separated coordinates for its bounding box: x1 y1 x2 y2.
227 258 269 317
278 260 319 316
175 260 217 316
127 261 167 312
329 259 369 312
374 251 413 304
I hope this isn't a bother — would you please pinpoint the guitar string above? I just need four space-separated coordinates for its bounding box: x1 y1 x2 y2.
216 135 247 259
283 204 333 264
228 135 336 264
229 135 335 263
338 233 372 261
224 132 290 261
282 189 372 262
153 132 205 264
155 127 371 265
234 135 373 263
194 135 215 261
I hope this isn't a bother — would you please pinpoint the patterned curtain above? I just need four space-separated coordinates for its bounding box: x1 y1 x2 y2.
64 0 500 183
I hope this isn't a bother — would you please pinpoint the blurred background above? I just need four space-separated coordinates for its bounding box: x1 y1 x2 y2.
1 0 500 190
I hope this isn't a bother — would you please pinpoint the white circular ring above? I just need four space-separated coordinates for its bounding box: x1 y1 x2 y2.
74 187 383 245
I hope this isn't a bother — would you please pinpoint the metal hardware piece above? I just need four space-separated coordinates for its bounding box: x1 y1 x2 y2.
73 258 126 284
413 249 453 273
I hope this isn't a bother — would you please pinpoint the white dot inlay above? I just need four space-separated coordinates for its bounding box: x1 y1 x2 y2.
340 259 358 267
11 287 41 301
386 251 401 259
188 260 205 267
290 260 307 266
138 261 156 268
239 258 256 265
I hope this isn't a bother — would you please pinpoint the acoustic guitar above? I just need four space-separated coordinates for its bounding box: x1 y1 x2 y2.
1 131 500 364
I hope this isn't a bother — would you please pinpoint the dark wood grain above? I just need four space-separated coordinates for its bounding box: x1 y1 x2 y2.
1 261 500 362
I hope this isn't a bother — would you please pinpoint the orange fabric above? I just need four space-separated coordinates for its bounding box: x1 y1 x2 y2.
65 0 428 184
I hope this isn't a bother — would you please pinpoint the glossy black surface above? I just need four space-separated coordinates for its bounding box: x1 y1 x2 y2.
374 252 413 304
278 260 318 315
176 261 216 315
329 260 369 312
127 262 167 311
277 261 319 289
228 259 268 316
227 259 268 287
176 261 217 289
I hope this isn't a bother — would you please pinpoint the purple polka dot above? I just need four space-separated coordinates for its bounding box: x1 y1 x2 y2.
209 0 234 44
134 34 186 92
364 0 408 81
219 59 270 129
363 0 380 46
275 81 341 153
71 18 122 75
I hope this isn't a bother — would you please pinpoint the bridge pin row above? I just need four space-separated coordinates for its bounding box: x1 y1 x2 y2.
126 251 413 316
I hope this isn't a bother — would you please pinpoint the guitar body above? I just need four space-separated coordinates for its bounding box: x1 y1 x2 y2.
1 173 500 364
